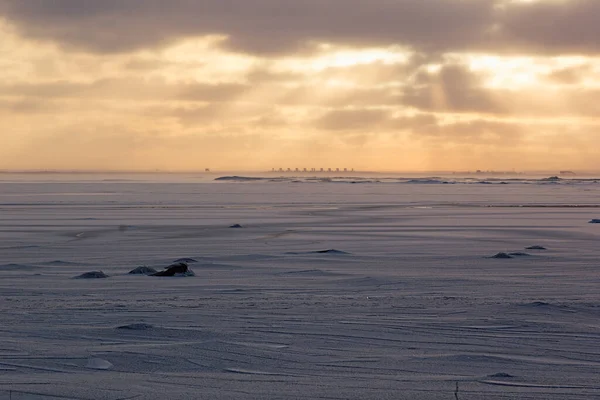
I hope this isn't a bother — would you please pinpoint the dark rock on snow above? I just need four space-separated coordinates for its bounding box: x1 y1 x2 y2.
152 262 194 277
128 266 158 275
117 323 154 330
488 372 514 378
74 271 109 279
229 224 243 228
315 249 349 254
490 252 512 259
526 245 547 250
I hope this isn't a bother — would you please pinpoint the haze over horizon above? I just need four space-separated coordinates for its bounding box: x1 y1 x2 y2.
1 0 599 172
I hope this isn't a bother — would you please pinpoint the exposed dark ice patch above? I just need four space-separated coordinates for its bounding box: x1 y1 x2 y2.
0 263 36 271
488 372 514 378
490 252 512 259
508 252 531 257
286 249 350 255
73 271 109 279
224 367 283 376
41 260 81 266
173 258 198 263
519 301 573 312
117 323 154 330
589 219 600 223
128 266 158 275
526 245 547 250
215 176 264 181
229 224 243 228
403 178 453 184
524 301 551 307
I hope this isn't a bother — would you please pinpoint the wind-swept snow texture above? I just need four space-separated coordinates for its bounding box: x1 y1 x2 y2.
1 173 600 399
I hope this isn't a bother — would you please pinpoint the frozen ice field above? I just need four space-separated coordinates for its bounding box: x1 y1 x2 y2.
1 173 600 399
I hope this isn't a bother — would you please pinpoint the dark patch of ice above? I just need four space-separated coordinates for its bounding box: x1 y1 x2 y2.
117 323 154 330
215 176 264 181
41 260 80 266
404 178 453 184
489 373 514 378
490 252 512 259
128 266 158 275
73 271 109 279
526 245 547 250
287 249 350 255
528 301 550 307
229 224 243 228
173 258 198 263
520 301 571 311
0 263 36 271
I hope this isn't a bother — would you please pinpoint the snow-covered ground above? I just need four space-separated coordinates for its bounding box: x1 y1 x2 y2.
1 173 599 399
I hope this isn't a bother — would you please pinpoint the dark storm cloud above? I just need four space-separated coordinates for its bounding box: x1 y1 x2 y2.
498 0 600 54
0 0 495 54
4 0 600 56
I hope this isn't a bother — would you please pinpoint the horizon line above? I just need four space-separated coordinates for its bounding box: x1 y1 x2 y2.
0 169 595 175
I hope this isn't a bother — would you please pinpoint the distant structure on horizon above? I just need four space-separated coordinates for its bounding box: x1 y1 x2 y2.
453 170 522 175
271 167 355 173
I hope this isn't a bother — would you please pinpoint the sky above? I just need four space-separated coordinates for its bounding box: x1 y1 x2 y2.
1 0 599 172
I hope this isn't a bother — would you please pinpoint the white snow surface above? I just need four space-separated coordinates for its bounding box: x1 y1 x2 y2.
1 173 600 399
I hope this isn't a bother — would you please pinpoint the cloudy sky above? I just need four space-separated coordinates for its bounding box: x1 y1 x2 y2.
1 0 599 172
